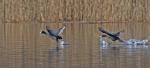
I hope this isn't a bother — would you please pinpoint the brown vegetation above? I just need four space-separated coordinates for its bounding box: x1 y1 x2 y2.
0 0 150 23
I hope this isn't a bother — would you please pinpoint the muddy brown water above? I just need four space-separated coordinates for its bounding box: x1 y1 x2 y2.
0 23 149 68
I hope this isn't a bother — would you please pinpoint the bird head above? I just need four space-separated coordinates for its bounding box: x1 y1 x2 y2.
40 31 47 35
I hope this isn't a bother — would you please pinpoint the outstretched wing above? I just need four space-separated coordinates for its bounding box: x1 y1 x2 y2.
46 26 57 36
57 26 66 35
99 27 110 34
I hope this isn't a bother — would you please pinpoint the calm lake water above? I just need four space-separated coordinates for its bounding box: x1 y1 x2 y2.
0 23 149 68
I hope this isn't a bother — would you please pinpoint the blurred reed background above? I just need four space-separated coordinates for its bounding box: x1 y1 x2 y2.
0 0 150 23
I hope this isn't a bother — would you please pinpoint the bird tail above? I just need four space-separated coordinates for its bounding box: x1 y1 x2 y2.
118 39 125 43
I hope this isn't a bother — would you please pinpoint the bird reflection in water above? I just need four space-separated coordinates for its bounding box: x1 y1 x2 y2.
48 48 65 68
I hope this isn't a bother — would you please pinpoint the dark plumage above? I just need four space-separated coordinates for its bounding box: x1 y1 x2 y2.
40 26 66 49
99 27 124 42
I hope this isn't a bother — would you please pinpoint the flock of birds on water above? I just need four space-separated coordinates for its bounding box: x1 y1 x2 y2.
40 25 149 50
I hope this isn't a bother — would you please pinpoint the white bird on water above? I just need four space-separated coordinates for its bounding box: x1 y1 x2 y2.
40 25 66 49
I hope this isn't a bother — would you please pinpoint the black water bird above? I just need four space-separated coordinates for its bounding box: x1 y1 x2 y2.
99 27 124 42
40 26 66 49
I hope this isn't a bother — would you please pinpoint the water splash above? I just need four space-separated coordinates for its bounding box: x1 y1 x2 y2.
99 36 109 48
58 40 69 49
125 39 148 48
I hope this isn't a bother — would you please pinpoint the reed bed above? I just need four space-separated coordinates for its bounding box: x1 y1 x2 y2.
0 0 149 23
